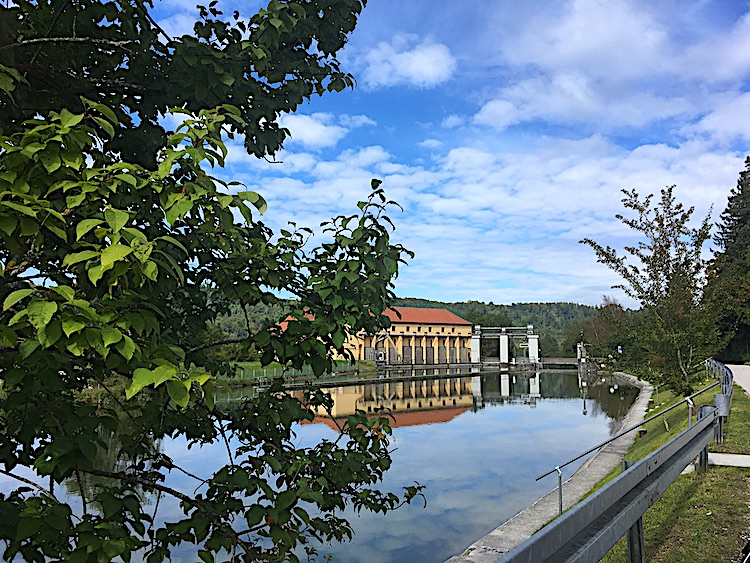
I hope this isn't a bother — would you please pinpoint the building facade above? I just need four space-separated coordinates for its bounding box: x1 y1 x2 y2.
343 306 474 365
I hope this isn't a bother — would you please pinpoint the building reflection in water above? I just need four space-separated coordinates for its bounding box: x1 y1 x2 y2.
298 371 636 433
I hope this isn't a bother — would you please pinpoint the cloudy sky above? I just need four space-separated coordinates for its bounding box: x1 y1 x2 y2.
157 0 750 307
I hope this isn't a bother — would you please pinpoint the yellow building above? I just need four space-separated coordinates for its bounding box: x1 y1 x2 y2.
343 306 473 365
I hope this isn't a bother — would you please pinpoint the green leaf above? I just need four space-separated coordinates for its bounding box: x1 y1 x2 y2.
63 250 100 267
276 489 297 510
92 116 115 138
116 335 136 360
126 368 156 399
38 319 62 348
115 173 137 187
27 300 57 329
66 193 86 208
104 208 129 233
1 201 37 217
165 197 192 225
166 379 190 407
237 191 268 214
83 99 117 123
16 517 41 541
0 214 16 235
76 219 103 240
102 326 123 347
0 325 16 346
19 339 39 359
62 317 86 337
143 261 158 281
59 109 84 128
46 222 67 241
3 288 34 310
157 235 189 256
88 264 104 285
101 244 133 267
51 285 75 302
153 365 177 387
40 149 61 173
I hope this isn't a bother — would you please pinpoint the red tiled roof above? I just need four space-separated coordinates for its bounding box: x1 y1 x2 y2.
276 312 315 333
308 407 469 430
383 307 472 326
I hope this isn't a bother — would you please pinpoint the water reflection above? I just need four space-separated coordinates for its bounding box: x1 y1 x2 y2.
280 371 636 436
287 371 637 562
0 371 638 563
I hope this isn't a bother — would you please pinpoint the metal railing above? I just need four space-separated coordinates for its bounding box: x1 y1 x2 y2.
233 361 364 385
502 361 735 563
705 358 734 443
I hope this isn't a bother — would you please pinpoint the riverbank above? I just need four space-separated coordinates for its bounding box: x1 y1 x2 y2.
446 373 654 563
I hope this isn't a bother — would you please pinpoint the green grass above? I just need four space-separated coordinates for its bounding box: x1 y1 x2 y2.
595 377 750 562
712 384 750 454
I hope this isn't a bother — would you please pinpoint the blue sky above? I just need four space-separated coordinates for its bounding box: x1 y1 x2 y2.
156 0 750 307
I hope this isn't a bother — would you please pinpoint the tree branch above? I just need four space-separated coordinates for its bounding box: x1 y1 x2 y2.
187 338 247 353
0 468 61 503
82 467 252 550
0 37 134 52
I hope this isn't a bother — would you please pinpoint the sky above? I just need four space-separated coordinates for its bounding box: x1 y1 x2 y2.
155 0 750 307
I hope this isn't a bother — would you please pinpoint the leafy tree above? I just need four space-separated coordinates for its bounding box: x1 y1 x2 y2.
707 157 750 362
581 186 718 394
0 2 422 561
0 0 361 167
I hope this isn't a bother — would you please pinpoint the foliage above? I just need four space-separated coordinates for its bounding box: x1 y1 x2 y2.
0 2 423 561
0 0 362 167
707 157 750 363
581 187 718 394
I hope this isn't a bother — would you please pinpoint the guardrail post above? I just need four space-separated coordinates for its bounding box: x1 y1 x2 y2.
555 466 563 516
714 392 730 445
697 405 712 473
622 459 645 563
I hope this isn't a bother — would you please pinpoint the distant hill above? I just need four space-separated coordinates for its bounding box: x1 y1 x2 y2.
391 297 596 332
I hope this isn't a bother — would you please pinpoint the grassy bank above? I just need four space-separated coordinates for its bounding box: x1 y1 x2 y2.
596 380 750 562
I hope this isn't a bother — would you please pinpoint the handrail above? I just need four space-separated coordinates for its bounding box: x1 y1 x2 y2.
503 359 735 562
502 405 719 562
536 378 720 481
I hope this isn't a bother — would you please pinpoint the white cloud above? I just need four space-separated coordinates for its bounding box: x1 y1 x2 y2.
357 34 457 89
441 114 463 129
278 113 348 149
338 114 377 128
498 0 670 81
473 74 693 131
419 138 443 149
680 12 750 82
691 92 750 143
156 13 197 39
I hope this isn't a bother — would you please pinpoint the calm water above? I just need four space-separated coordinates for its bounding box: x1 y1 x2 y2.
0 371 636 562
291 371 636 562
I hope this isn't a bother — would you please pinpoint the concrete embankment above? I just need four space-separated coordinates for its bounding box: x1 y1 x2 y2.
447 373 654 563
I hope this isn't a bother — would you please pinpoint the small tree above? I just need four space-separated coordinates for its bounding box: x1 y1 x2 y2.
581 186 718 394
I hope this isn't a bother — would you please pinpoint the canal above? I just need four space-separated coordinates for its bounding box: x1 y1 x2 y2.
0 370 637 562
286 370 637 562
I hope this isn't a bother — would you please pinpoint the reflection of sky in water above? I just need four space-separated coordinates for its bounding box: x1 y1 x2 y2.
0 376 631 563
294 393 623 562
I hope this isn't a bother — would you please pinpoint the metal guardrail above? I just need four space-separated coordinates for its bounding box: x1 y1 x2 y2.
706 358 734 444
502 361 735 563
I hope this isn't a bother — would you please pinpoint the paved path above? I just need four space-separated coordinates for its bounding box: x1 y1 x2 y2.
446 373 654 563
729 363 750 396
